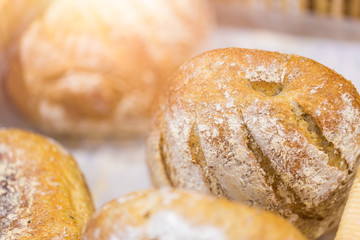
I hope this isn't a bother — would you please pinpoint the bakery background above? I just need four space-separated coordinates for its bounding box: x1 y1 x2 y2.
1 0 360 239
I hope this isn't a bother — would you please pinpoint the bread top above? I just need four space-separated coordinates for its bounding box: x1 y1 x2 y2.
147 48 360 238
0 129 94 239
82 188 307 240
5 0 212 137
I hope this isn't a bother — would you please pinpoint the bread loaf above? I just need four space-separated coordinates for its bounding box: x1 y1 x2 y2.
147 48 360 239
0 129 94 239
82 189 307 240
4 0 212 137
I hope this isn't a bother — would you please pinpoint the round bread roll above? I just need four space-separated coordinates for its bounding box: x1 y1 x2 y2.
335 167 360 240
0 129 95 239
4 0 212 137
82 189 306 240
147 48 360 239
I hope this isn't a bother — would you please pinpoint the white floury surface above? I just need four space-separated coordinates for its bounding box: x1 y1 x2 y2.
1 27 360 240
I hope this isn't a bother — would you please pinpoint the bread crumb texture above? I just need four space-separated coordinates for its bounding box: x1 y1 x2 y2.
147 48 360 239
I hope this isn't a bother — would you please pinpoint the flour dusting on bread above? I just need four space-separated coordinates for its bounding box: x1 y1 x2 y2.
147 48 360 239
245 65 286 83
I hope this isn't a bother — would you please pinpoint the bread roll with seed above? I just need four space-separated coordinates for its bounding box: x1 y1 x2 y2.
0 129 94 239
147 48 360 239
4 0 212 137
335 167 360 240
82 189 307 240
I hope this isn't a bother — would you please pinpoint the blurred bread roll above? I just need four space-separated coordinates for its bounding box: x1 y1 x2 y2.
82 189 306 240
0 129 94 239
147 48 360 239
4 0 212 137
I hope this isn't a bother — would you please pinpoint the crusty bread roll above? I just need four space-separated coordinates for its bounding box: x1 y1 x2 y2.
4 0 212 137
0 129 94 239
147 48 360 239
82 189 307 240
335 167 360 240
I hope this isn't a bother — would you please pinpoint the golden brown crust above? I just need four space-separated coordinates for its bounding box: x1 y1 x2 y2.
0 129 94 239
4 0 212 137
147 48 360 239
82 189 307 240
